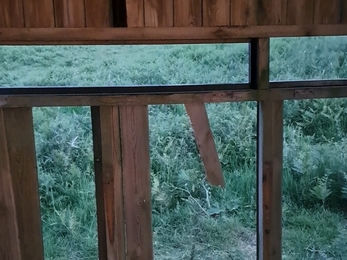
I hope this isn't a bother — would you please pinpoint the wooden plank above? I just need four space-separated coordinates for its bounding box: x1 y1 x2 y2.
342 0 347 24
0 109 21 260
286 0 314 25
120 105 153 260
3 25 347 45
1 108 44 260
203 0 230 26
85 0 113 27
91 106 126 260
144 0 174 27
174 0 202 26
257 100 283 260
23 0 55 27
257 0 287 25
251 37 283 260
54 0 86 27
2 85 347 107
126 0 145 27
230 0 257 26
185 103 225 187
0 0 25 28
314 0 340 24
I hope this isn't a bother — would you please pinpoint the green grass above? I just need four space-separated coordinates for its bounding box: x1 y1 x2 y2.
1 36 347 259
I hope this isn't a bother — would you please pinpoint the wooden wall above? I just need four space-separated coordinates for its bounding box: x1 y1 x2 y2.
0 0 346 28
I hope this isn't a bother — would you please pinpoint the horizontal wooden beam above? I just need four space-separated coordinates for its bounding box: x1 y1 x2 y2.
0 81 347 107
1 25 347 45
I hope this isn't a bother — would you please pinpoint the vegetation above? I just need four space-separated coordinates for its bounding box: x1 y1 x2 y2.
1 36 347 259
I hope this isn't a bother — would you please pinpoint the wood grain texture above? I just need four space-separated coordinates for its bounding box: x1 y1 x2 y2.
0 0 25 28
54 0 86 27
174 0 202 26
120 105 153 260
185 103 225 187
257 100 283 260
144 0 173 27
2 108 44 260
2 25 347 45
85 0 113 27
203 0 230 26
91 106 126 260
314 0 340 24
257 0 287 25
286 0 314 25
342 0 347 24
126 0 145 27
0 109 21 260
250 38 270 90
23 0 55 27
230 0 257 25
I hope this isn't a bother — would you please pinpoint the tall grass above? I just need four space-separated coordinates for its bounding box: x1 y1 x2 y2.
1 36 347 259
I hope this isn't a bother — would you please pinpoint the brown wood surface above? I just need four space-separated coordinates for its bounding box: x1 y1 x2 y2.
144 0 174 27
342 0 347 24
0 109 21 260
2 81 347 107
257 0 287 25
230 0 257 25
286 0 314 25
257 100 283 260
174 0 202 26
54 0 86 27
1 108 44 260
203 0 230 26
23 0 55 27
314 0 340 24
91 106 126 260
126 0 145 27
0 0 25 28
2 25 347 45
120 105 153 260
252 37 283 260
185 103 225 187
85 0 113 27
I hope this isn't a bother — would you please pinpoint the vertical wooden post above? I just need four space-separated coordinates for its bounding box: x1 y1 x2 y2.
0 108 44 260
250 38 283 260
120 105 153 260
91 106 126 260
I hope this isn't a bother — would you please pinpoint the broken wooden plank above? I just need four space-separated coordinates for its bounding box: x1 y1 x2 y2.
1 108 44 260
126 0 145 27
203 0 230 26
230 0 257 26
120 105 153 260
85 0 113 27
91 106 126 260
54 0 86 27
23 0 55 27
0 0 25 28
174 0 202 26
286 0 314 25
314 0 340 24
185 103 225 187
144 0 174 27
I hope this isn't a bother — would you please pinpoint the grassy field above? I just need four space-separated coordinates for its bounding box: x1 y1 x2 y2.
1 36 347 259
